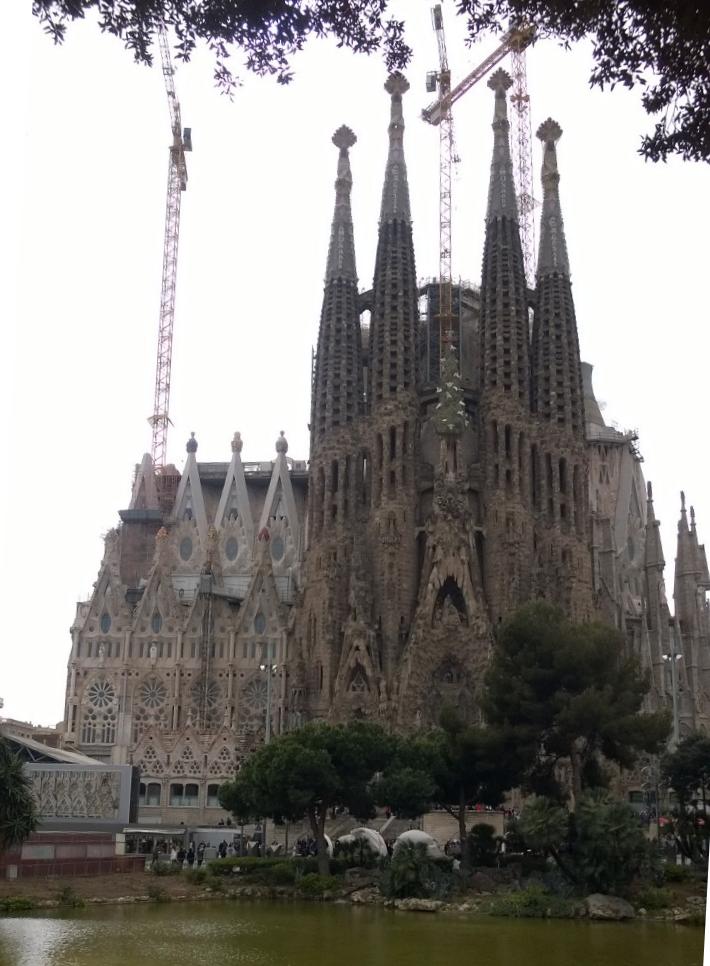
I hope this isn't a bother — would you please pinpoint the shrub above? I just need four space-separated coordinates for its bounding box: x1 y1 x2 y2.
267 862 297 885
151 862 180 877
489 884 576 919
56 886 84 908
466 824 497 868
381 842 452 900
0 897 37 914
574 793 651 895
207 856 290 877
662 863 692 883
636 886 672 910
296 874 334 898
146 885 170 902
183 867 207 885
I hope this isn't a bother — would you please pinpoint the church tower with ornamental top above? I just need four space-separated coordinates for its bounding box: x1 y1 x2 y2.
63 71 710 827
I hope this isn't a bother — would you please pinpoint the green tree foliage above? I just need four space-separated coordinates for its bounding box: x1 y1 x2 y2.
218 721 409 876
519 792 651 894
32 1 708 163
415 707 520 863
661 732 710 864
0 738 38 852
483 602 670 803
381 840 451 899
465 823 497 868
573 791 651 895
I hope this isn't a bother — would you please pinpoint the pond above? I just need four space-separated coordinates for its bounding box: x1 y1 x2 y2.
0 901 704 966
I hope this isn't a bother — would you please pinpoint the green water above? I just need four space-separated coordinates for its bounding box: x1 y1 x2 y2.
0 901 704 966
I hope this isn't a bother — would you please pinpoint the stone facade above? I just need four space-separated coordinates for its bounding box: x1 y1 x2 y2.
63 72 709 824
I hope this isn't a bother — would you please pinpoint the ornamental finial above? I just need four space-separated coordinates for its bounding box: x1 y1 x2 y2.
487 68 513 94
647 480 653 502
275 430 288 454
231 431 243 454
186 432 198 454
385 72 410 97
537 118 563 146
681 490 686 512
332 125 356 151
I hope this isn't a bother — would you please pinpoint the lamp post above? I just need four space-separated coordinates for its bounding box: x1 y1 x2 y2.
258 654 278 855
664 619 683 749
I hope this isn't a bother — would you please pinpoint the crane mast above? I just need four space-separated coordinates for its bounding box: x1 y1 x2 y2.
431 4 455 362
423 14 536 291
149 27 192 471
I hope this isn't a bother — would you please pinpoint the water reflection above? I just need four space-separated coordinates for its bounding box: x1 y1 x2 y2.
0 902 703 966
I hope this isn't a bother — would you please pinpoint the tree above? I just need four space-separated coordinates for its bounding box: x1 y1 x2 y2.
0 738 38 853
32 1 709 163
518 791 652 894
661 732 710 864
483 602 670 804
416 707 520 865
219 721 407 876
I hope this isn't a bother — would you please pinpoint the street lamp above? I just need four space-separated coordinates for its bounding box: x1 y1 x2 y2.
258 655 279 855
664 619 683 748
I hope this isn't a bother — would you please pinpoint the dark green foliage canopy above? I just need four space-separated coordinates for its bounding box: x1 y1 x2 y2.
661 733 710 864
32 0 709 162
0 738 38 852
483 602 670 801
518 791 652 894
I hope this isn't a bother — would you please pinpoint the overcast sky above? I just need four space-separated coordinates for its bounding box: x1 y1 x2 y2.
1 2 708 726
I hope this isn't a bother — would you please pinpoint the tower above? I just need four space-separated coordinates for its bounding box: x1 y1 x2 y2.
479 69 534 625
529 117 592 618
365 74 420 702
298 126 368 718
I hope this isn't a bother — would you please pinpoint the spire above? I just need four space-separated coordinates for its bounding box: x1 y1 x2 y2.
530 119 584 436
311 127 364 446
486 69 518 221
380 73 411 222
369 74 418 408
676 490 695 580
326 126 357 283
479 69 529 405
536 118 570 277
644 481 665 570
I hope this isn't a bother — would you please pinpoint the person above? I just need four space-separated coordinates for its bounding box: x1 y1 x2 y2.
170 845 178 865
151 845 160 869
186 845 195 867
177 846 186 865
227 842 234 857
197 842 206 867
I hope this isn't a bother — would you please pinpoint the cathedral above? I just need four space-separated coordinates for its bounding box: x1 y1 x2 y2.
62 70 710 825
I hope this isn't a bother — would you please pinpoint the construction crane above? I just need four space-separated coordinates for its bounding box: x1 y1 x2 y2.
423 9 536 313
148 26 192 471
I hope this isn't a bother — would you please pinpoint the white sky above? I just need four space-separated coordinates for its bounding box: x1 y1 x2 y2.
1 1 708 727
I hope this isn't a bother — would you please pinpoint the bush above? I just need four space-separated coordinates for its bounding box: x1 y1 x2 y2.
489 884 577 919
296 874 334 898
662 863 692 883
151 862 180 877
466 824 497 868
574 793 651 895
381 842 452 900
56 886 84 908
183 867 207 885
0 897 37 914
207 856 290 877
146 885 170 902
268 863 297 885
636 886 672 910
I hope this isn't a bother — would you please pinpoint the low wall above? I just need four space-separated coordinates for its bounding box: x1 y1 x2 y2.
0 832 145 880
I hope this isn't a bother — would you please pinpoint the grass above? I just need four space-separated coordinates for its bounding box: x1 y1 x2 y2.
488 884 578 919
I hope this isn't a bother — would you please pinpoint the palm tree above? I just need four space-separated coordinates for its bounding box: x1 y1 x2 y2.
0 737 38 852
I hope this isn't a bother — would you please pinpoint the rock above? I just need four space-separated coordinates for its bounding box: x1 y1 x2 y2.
638 908 647 916
686 896 706 906
585 894 635 920
350 888 379 905
394 898 443 913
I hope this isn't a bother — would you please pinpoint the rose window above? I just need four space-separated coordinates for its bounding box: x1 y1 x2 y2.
87 680 116 709
140 677 168 709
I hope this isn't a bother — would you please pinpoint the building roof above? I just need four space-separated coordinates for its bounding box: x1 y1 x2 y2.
0 726 102 765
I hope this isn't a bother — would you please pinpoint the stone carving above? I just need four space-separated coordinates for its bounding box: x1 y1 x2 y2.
31 770 120 819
